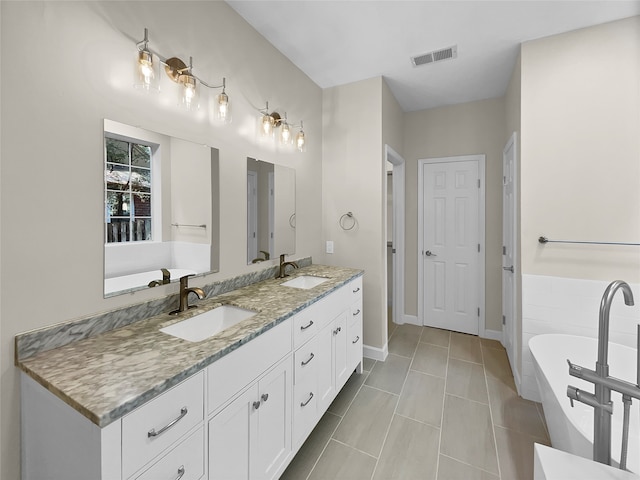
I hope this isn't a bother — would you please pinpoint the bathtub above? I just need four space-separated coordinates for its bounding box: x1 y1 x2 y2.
529 334 640 474
104 268 196 295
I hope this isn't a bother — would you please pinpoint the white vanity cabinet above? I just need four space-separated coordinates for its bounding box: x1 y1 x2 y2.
20 273 363 480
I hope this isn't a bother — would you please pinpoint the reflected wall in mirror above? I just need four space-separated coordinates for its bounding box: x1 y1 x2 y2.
104 119 220 297
246 158 295 264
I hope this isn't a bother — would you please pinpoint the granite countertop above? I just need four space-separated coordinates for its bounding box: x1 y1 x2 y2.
17 264 363 428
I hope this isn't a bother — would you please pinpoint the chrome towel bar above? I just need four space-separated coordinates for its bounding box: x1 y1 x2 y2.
538 236 640 246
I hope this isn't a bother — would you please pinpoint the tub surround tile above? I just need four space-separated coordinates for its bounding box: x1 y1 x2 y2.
16 263 361 427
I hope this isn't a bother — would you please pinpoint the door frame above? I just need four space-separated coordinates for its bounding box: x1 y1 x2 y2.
502 132 518 369
417 154 486 336
385 145 406 326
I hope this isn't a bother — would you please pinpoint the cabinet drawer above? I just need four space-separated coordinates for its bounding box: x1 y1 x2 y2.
135 426 204 480
208 319 291 414
348 277 363 303
293 308 318 348
294 336 318 385
123 372 204 479
347 301 363 372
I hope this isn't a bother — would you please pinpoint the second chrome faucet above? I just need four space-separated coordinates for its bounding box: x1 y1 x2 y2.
171 274 205 315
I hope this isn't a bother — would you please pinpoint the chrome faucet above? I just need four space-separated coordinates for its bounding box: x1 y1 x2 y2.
171 274 206 314
567 280 636 468
277 254 299 278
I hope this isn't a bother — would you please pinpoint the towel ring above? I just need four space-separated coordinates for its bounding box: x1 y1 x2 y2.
339 212 357 231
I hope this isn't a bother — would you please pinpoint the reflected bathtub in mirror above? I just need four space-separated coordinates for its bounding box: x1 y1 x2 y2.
246 158 295 264
104 120 220 297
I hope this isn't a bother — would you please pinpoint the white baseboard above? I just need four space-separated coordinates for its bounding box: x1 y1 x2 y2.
363 343 388 362
481 329 502 341
402 314 420 326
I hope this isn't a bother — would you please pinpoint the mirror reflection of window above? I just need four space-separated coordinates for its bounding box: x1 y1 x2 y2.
105 137 153 243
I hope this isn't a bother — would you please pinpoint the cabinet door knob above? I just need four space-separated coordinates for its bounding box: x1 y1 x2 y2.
147 407 188 438
261 393 269 403
333 326 342 335
253 401 261 410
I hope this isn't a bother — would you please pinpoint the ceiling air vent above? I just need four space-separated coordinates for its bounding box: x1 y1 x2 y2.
411 45 458 67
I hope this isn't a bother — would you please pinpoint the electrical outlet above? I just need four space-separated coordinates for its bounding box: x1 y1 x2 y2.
326 240 334 254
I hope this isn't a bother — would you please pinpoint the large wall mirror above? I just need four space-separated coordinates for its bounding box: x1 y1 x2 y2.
246 158 295 264
104 119 220 297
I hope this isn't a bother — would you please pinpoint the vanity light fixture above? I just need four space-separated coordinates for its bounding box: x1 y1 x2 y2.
133 28 231 122
259 102 306 151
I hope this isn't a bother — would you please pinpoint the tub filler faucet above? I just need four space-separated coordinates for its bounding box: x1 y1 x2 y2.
170 274 206 315
566 280 637 469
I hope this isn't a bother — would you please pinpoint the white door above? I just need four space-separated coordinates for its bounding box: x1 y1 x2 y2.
502 133 517 367
247 171 258 262
422 160 480 335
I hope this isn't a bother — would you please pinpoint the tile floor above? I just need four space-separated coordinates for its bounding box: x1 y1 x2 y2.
281 321 551 480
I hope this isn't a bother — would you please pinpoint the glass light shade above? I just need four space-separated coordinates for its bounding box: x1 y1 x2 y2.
295 129 306 152
215 92 231 123
280 122 292 145
134 49 159 92
179 74 199 110
261 114 275 137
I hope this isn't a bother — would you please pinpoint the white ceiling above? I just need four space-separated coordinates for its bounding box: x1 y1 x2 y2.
227 0 640 112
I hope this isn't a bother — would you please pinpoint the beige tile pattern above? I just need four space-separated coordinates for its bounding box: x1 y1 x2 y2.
388 324 422 358
437 455 500 480
332 385 398 457
372 414 440 480
289 327 551 480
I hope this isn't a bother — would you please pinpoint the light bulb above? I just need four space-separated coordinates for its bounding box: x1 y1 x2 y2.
296 123 306 152
262 114 274 137
134 48 159 92
280 122 292 145
179 73 198 110
216 92 231 123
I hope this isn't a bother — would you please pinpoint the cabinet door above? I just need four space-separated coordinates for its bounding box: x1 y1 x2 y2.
316 322 335 413
209 386 257 480
253 357 292 480
333 312 350 392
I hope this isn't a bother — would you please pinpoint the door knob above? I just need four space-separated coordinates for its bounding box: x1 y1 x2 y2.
503 265 514 273
425 250 437 257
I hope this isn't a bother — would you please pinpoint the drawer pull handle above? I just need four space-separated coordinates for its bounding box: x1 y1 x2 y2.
176 466 185 480
261 393 269 403
301 320 314 330
301 392 314 407
352 336 360 344
352 309 361 316
301 352 315 366
353 287 360 293
147 407 188 438
253 401 261 410
333 326 342 335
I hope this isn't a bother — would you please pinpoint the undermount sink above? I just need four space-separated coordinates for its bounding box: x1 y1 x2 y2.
280 275 328 290
160 305 257 342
